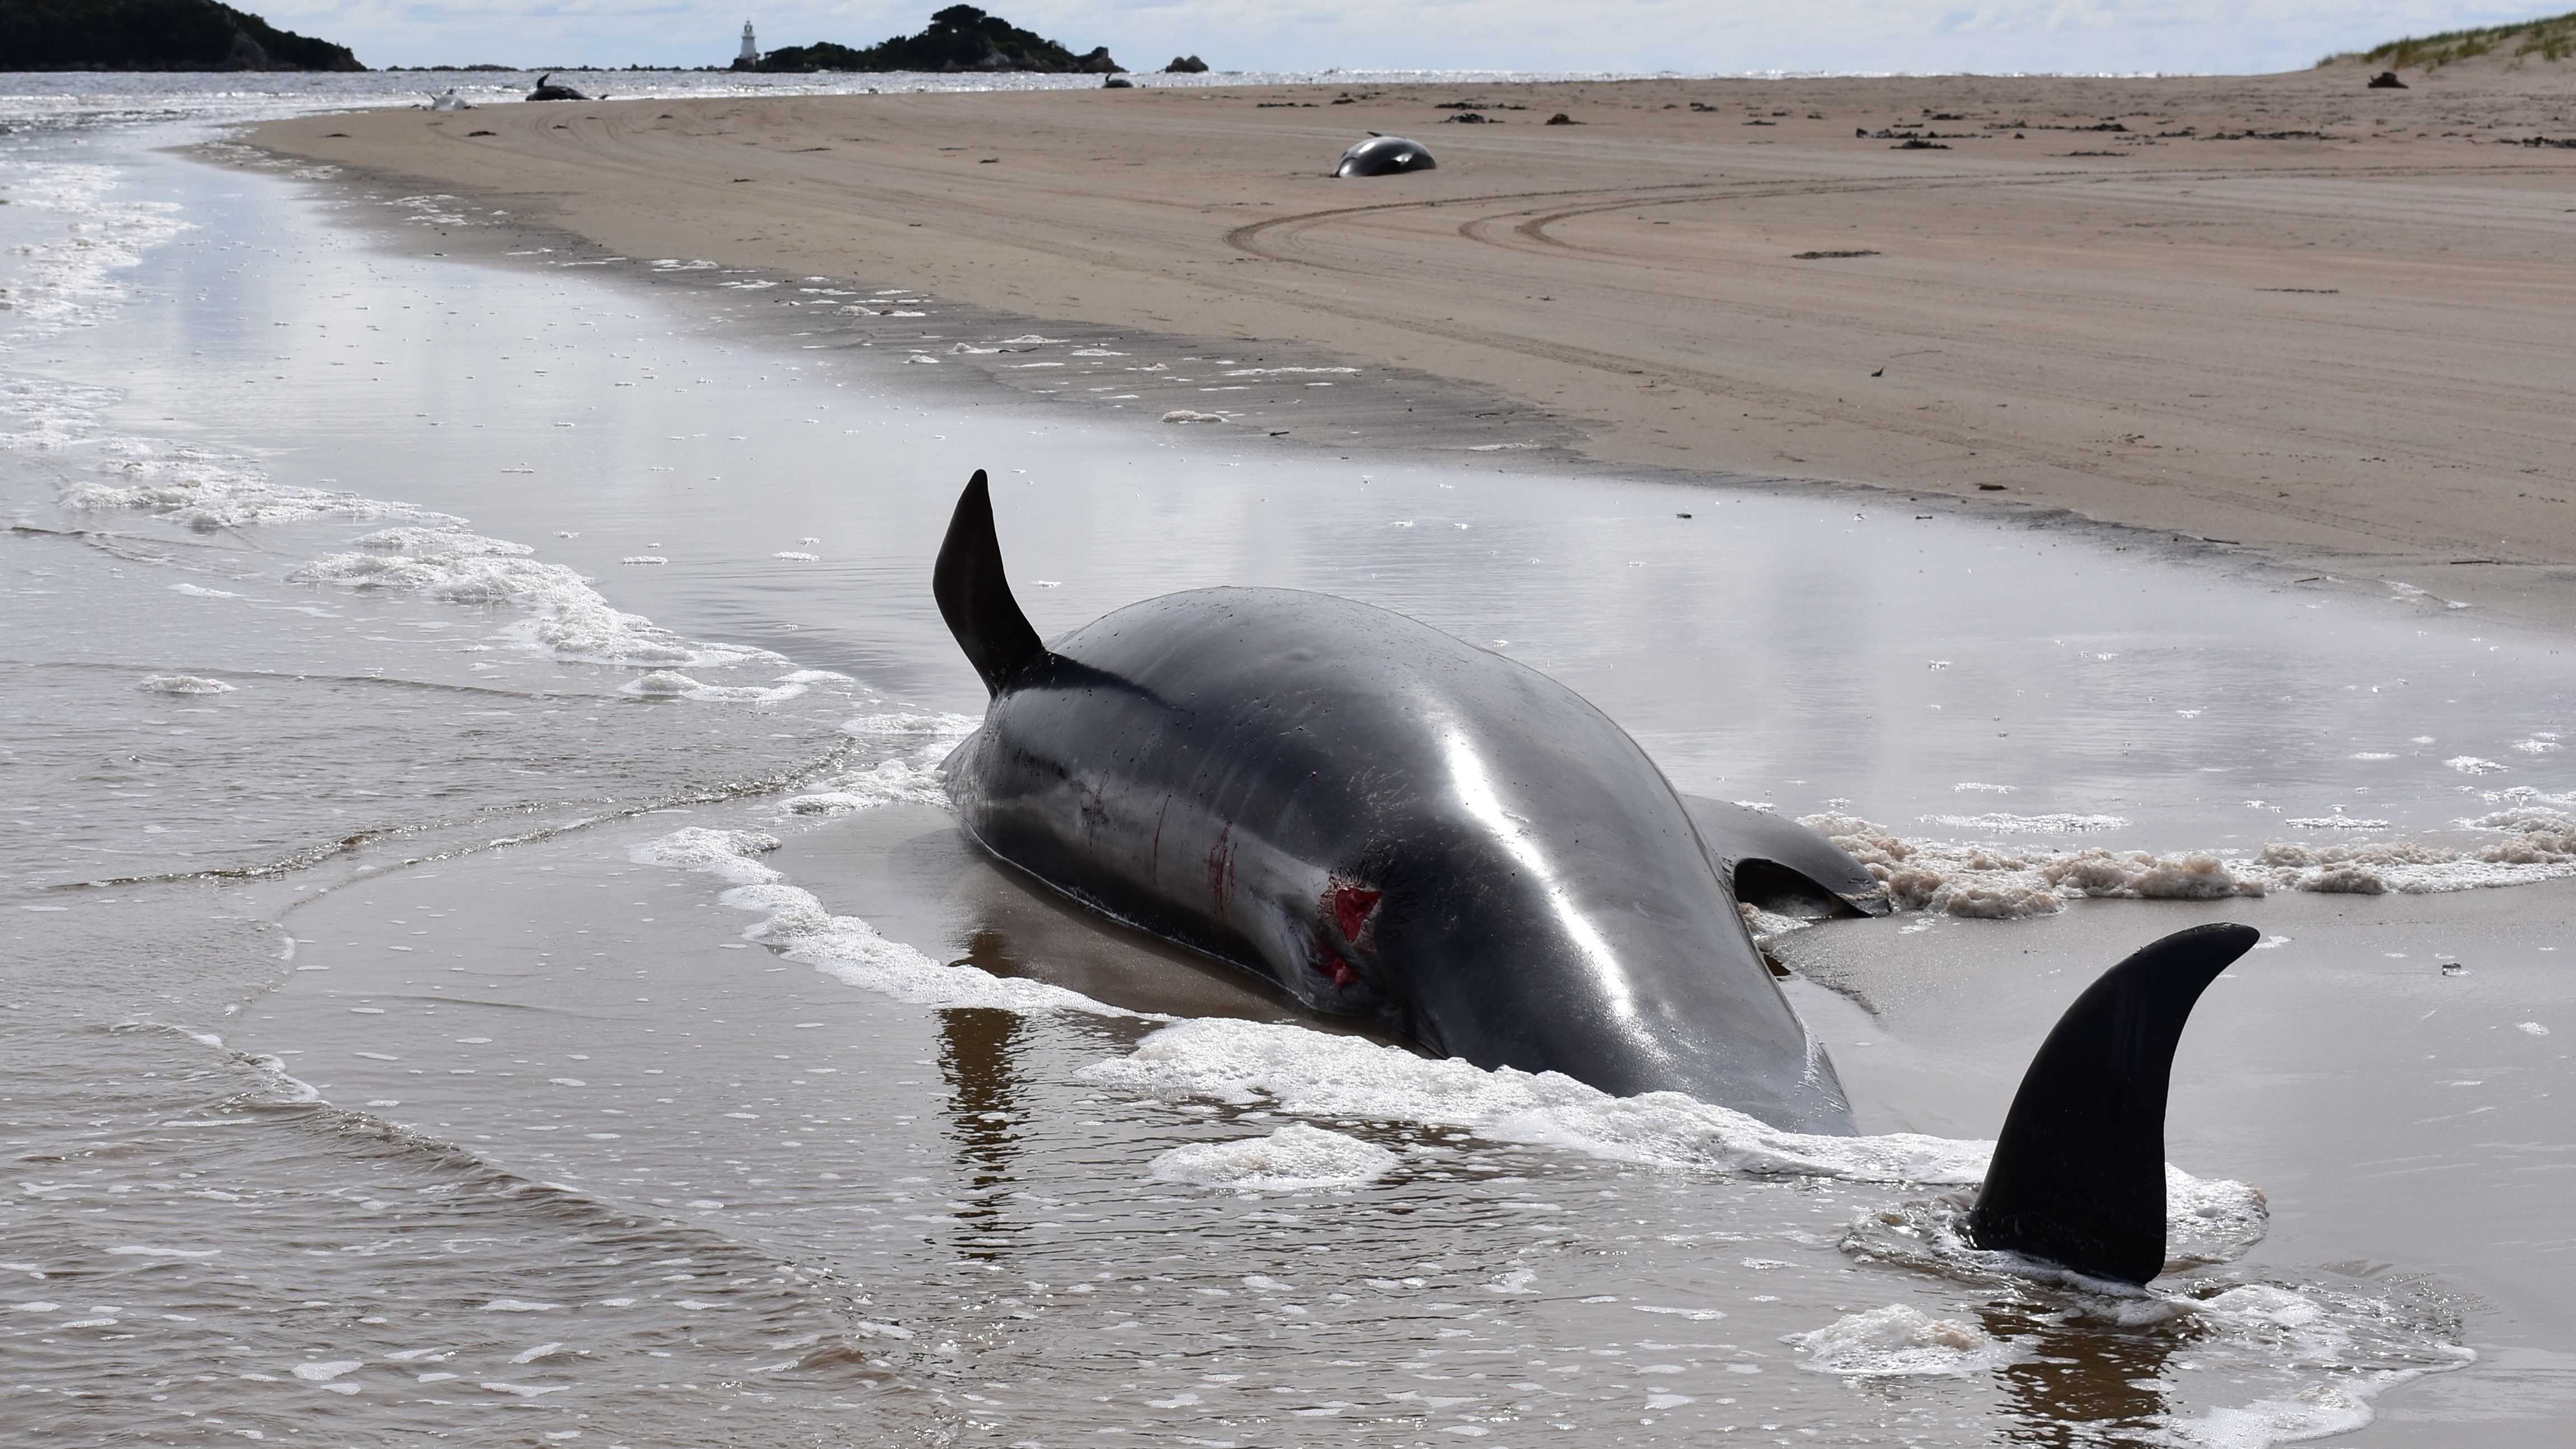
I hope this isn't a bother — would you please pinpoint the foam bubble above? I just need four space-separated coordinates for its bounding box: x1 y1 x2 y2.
0 161 189 338
136 674 232 695
631 827 783 886
2253 808 2576 893
1147 1122 1399 1191
353 527 531 557
2169 1385 2374 1449
1806 814 2258 920
2156 1284 2476 1448
1084 1016 1991 1185
1842 1182 2470 1443
1808 808 2576 915
11 362 760 675
1921 812 2130 834
633 826 1132 1017
841 710 979 739
62 448 461 530
1791 1304 2017 1376
779 760 949 815
620 669 822 704
291 543 776 668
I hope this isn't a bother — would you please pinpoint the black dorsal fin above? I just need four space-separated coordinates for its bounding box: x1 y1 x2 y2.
934 470 1046 695
1967 921 2260 1284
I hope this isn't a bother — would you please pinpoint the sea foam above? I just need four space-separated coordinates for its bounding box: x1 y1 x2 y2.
1805 808 2576 919
0 162 189 339
1791 1304 2017 1376
292 530 778 668
633 826 1130 1016
1147 1122 1399 1192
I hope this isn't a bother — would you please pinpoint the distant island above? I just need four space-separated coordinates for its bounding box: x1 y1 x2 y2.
750 5 1120 74
1 0 362 70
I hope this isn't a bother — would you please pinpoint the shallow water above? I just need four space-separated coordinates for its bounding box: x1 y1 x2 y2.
2 88 2570 1447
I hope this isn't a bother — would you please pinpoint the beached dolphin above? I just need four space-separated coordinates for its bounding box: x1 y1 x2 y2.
932 471 2257 1282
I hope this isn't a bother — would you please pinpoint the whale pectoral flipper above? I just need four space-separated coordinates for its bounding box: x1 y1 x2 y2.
936 470 1048 695
1681 796 1887 917
1967 921 2261 1284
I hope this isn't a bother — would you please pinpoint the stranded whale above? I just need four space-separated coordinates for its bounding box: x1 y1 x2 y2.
1334 136 1436 177
932 472 2260 1282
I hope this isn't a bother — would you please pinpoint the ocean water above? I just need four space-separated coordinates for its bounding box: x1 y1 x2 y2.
0 64 1713 135
2 76 2570 1446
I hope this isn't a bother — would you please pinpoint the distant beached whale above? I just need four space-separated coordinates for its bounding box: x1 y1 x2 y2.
1334 135 1435 177
526 74 588 102
932 471 2259 1283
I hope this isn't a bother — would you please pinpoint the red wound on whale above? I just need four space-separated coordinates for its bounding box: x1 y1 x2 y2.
1329 881 1383 943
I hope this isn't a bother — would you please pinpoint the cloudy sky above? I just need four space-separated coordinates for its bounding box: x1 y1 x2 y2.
250 1 2555 76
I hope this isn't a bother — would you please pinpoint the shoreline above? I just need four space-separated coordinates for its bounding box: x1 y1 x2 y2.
200 131 2368 626
237 68 2576 626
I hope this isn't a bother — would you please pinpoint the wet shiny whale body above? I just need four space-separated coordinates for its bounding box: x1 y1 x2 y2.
932 472 2264 1284
936 473 1877 1134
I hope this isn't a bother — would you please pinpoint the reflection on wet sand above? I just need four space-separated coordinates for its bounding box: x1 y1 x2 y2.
939 1002 1026 1262
1981 1303 2177 1445
942 847 1303 1021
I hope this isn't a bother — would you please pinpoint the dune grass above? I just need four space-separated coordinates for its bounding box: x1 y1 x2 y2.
2320 8 2576 69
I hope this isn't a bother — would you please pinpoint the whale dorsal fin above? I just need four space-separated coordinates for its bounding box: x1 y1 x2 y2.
1967 921 2260 1284
935 470 1046 695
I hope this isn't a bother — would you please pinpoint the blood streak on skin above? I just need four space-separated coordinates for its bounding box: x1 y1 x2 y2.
1206 824 1236 912
1331 882 1383 944
1313 882 1381 990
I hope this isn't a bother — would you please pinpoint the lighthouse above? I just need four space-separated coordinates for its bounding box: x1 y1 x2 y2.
736 20 759 66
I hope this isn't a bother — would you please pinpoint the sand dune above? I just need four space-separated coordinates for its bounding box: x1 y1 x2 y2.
255 66 2576 619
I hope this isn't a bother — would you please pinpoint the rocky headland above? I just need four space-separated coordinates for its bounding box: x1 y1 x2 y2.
1 0 363 71
750 5 1119 74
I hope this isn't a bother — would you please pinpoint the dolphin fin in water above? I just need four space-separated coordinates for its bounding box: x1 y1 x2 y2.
1968 921 2261 1284
1681 796 1888 918
935 469 1047 695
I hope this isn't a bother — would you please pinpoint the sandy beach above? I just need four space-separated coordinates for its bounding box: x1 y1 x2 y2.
250 62 2576 619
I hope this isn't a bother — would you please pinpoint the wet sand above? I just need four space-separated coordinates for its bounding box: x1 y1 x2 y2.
249 64 2576 623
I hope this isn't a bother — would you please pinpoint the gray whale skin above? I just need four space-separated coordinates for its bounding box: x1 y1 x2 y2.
932 472 2264 1283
